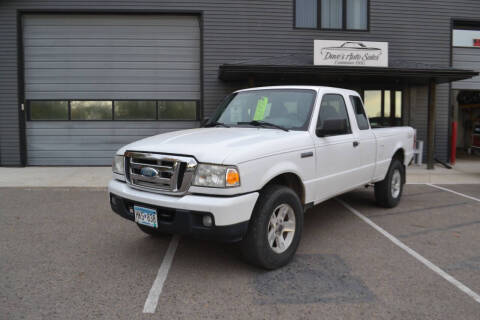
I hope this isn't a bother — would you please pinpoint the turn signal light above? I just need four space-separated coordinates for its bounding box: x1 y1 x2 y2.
226 168 240 187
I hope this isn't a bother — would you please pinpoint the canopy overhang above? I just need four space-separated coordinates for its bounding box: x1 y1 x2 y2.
218 54 478 86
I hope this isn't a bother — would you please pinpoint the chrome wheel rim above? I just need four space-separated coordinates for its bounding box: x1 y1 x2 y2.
267 204 296 254
391 169 401 198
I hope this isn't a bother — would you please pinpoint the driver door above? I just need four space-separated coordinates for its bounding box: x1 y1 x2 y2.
313 93 363 202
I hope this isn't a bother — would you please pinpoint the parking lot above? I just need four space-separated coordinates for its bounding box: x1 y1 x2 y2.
1 184 480 319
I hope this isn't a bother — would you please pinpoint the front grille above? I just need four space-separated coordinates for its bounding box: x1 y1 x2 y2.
124 151 197 195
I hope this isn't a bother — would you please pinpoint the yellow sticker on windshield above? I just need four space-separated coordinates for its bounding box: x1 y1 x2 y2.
253 97 268 120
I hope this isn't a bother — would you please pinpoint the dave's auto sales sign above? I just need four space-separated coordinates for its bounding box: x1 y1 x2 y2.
314 40 388 67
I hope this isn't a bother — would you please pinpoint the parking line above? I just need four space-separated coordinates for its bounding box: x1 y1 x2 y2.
336 198 480 304
143 235 181 314
426 184 480 202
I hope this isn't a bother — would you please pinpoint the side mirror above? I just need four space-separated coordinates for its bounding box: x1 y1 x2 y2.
316 118 348 137
200 117 210 127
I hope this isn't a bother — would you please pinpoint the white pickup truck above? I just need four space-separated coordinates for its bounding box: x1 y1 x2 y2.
109 86 415 269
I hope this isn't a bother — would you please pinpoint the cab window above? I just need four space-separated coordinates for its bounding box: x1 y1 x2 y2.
316 94 351 136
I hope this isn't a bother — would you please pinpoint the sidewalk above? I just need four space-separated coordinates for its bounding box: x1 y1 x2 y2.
0 167 111 187
407 158 480 184
0 159 479 187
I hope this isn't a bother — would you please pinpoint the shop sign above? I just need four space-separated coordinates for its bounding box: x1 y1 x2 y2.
314 40 388 67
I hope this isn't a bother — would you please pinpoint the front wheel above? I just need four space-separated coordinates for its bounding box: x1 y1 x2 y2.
240 185 304 269
374 158 405 208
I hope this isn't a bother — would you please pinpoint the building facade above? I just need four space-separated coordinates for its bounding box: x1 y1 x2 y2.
0 0 479 166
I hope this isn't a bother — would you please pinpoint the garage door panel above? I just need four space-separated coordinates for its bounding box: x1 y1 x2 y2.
26 73 200 85
27 143 126 151
26 83 200 94
25 26 199 36
27 157 114 166
27 91 201 100
27 135 155 145
24 31 199 40
25 54 200 63
24 14 200 27
26 61 200 70
24 14 201 165
24 46 199 59
452 47 480 90
27 128 176 136
24 38 201 48
26 121 197 130
28 150 123 158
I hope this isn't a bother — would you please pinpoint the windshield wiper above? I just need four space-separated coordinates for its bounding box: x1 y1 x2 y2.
237 120 289 132
203 121 230 128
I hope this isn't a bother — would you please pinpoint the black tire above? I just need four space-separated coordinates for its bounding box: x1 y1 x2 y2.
374 158 405 208
136 224 166 237
240 185 304 270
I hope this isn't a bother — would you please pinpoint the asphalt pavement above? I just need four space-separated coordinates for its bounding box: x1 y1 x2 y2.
1 184 479 319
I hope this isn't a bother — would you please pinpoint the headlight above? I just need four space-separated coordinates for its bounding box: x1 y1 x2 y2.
112 155 124 175
193 164 240 188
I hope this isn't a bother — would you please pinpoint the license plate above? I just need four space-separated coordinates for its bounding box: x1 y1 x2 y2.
134 205 158 228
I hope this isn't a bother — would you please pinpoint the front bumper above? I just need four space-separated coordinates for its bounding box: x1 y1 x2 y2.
108 179 259 241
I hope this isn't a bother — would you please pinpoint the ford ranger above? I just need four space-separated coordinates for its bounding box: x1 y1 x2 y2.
108 86 415 269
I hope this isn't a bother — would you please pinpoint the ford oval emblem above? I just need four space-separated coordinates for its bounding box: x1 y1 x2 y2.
140 167 158 178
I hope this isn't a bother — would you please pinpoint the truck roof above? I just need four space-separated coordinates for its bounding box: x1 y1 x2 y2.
235 85 360 96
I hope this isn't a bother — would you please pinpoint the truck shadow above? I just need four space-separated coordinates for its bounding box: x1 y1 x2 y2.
170 196 375 305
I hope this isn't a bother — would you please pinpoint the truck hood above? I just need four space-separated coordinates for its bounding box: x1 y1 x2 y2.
117 127 313 164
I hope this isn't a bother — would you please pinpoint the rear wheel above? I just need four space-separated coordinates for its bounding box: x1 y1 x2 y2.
374 158 405 208
240 185 303 269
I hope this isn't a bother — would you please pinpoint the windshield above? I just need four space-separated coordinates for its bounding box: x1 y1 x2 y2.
212 89 317 131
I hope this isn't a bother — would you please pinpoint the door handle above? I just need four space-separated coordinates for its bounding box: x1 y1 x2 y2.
353 141 360 147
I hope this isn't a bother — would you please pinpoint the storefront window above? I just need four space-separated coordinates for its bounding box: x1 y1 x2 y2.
363 90 403 127
346 0 368 30
395 91 402 119
295 0 317 28
295 0 368 30
453 21 480 47
384 90 391 118
321 0 343 29
364 90 382 127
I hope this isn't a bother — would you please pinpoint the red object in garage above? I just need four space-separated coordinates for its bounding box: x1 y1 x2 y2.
451 121 457 165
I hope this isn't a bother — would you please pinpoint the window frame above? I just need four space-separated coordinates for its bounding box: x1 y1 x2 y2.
452 20 480 49
316 93 352 137
27 99 200 122
294 0 370 31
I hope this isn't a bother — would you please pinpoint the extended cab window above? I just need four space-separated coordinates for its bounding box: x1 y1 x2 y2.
349 95 370 130
316 94 351 136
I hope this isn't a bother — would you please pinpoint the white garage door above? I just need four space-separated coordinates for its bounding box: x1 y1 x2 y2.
23 14 200 165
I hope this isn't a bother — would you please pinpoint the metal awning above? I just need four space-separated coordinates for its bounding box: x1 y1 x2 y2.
218 54 478 85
